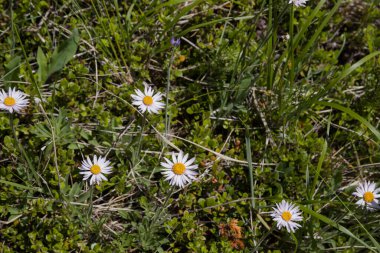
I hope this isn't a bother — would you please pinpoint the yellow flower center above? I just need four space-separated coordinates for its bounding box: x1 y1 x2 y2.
363 191 375 203
172 163 186 175
143 96 153 106
90 164 101 175
4 97 16 106
281 211 292 222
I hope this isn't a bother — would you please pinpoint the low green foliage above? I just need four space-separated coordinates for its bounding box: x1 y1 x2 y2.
1 0 380 252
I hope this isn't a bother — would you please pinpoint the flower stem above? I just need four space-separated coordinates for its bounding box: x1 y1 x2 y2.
288 4 295 104
245 128 255 209
165 49 175 140
87 185 94 221
135 112 146 165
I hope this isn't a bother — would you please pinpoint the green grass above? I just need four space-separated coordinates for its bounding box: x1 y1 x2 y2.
1 0 380 252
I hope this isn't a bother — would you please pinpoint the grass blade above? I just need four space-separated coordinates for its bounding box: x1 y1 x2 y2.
299 205 376 251
0 179 42 192
245 128 255 209
316 101 380 142
310 139 327 198
289 51 380 118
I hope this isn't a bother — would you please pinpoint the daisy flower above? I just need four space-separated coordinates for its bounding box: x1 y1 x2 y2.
161 151 198 188
131 86 164 114
353 181 380 210
79 155 112 185
289 0 308 7
270 200 303 233
0 87 29 113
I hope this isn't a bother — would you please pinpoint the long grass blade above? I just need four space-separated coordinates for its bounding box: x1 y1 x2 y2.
299 205 376 251
316 101 380 142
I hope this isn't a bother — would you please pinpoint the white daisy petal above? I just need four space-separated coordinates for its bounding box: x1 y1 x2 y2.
154 102 165 108
140 105 148 113
82 175 90 181
147 87 154 97
186 170 198 176
131 94 141 100
132 100 143 106
182 153 189 164
86 156 92 166
0 88 29 114
163 157 174 166
99 174 108 181
160 162 172 169
149 107 159 114
136 89 145 97
90 176 96 185
368 182 376 192
353 181 380 210
172 153 177 164
102 169 112 175
153 93 163 100
82 159 91 168
186 164 198 170
289 0 308 7
79 155 112 185
184 157 196 167
270 200 303 233
131 85 165 114
160 151 198 188
178 152 183 163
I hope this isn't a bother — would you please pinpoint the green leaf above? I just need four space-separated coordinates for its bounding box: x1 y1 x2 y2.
68 183 81 199
47 28 80 79
297 0 343 63
37 47 48 84
164 0 203 33
0 179 42 192
77 190 92 203
292 0 328 50
4 135 14 149
235 77 251 103
4 56 21 83
310 139 327 198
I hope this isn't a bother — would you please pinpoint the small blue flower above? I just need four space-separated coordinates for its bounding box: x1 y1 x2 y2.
170 37 180 47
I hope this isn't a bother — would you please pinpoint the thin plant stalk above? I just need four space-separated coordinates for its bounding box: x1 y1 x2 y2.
134 112 146 166
87 185 95 221
165 48 176 139
267 0 273 89
288 4 295 104
245 128 255 209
